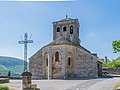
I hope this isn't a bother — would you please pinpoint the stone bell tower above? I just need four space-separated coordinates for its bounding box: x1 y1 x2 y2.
53 16 80 46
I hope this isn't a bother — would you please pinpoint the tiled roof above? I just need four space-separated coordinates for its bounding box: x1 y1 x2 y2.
53 18 77 23
58 18 73 22
48 37 72 45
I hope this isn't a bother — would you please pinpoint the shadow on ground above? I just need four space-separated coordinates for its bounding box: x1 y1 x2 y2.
64 74 120 80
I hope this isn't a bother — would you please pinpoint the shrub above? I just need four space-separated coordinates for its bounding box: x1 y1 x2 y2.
0 84 9 90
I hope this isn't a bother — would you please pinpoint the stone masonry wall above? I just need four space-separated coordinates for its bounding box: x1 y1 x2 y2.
29 49 44 79
75 47 98 77
108 68 120 75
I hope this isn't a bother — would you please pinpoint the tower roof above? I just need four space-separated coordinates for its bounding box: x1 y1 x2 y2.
59 18 73 22
53 18 78 23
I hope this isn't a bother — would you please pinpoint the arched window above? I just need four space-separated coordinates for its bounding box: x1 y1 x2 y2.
55 52 59 61
57 27 60 32
63 26 66 32
70 26 73 34
46 58 48 66
68 57 71 66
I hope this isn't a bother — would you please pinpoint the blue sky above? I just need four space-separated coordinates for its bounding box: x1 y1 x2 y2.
0 1 120 60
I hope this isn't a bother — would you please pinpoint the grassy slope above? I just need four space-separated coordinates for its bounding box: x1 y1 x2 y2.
0 56 25 76
0 65 8 76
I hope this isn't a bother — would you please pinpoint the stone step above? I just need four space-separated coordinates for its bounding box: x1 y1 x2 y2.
117 87 120 90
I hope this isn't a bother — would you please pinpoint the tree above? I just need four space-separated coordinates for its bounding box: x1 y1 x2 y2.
102 59 120 68
112 40 120 53
8 70 10 77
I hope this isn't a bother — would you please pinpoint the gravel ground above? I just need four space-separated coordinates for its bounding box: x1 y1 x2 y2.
88 77 120 90
4 75 120 90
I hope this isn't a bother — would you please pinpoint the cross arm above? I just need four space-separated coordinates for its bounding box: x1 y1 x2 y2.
28 40 33 43
18 41 24 44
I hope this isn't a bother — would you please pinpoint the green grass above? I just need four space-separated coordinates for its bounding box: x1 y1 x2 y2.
113 82 120 90
0 84 9 90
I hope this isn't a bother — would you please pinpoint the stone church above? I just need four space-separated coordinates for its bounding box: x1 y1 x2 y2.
29 17 101 79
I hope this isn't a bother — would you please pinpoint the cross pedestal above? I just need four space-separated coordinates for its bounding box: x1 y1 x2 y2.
21 72 40 90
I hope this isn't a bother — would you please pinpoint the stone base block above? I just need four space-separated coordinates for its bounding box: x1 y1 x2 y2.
117 87 120 90
31 84 37 88
23 88 40 90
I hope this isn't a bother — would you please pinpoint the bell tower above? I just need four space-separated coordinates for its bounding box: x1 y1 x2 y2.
53 17 80 46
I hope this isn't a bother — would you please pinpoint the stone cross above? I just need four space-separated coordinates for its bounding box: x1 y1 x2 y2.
18 33 33 72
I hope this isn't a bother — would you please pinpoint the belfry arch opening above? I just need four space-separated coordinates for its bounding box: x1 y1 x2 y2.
63 26 66 32
57 27 60 32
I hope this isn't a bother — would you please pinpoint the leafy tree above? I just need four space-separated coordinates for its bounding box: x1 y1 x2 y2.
102 59 120 68
111 40 120 68
112 40 120 53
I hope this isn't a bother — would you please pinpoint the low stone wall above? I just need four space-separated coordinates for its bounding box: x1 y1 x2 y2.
108 68 120 74
0 78 9 83
0 76 21 79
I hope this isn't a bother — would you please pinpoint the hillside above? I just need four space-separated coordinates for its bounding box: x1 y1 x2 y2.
0 65 9 76
0 56 25 77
